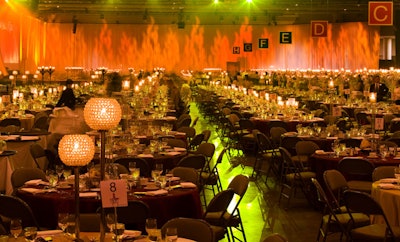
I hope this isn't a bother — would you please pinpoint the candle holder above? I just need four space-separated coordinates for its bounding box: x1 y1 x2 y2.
84 98 121 242
58 134 95 241
38 67 46 85
48 66 55 82
98 67 108 83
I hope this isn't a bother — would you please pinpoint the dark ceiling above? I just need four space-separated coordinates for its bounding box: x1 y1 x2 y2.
24 0 400 26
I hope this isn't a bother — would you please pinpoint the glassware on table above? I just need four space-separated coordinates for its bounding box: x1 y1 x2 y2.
111 223 125 242
106 214 116 233
158 176 167 189
55 165 64 180
10 219 22 239
129 162 136 175
380 145 389 160
48 173 59 188
165 227 178 242
57 213 69 233
395 167 400 186
24 227 37 242
145 218 158 242
63 169 72 180
132 168 140 181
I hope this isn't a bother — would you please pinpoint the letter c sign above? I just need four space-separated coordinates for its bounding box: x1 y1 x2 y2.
311 21 328 37
368 1 393 26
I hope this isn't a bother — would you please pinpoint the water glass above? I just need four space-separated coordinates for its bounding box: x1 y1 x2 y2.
165 227 178 242
395 167 400 186
24 227 37 242
57 213 69 233
112 223 125 242
129 162 136 174
145 218 158 241
10 219 22 239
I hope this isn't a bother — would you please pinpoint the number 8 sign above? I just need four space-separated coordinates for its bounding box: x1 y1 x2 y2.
100 180 128 208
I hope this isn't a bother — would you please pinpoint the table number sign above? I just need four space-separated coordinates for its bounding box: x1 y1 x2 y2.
375 117 384 130
332 106 342 117
100 180 128 208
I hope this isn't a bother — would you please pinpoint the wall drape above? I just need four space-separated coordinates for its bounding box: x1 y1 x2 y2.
0 3 380 79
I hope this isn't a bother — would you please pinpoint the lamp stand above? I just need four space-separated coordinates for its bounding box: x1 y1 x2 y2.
73 166 81 241
99 130 107 242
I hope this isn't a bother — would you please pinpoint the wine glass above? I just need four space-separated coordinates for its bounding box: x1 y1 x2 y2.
111 223 125 242
145 218 158 242
165 227 178 242
395 167 400 186
55 165 64 180
63 169 72 180
24 227 37 242
58 213 69 233
129 162 136 175
106 214 116 233
10 219 22 239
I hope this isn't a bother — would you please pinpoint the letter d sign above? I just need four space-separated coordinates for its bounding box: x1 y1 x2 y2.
311 21 328 37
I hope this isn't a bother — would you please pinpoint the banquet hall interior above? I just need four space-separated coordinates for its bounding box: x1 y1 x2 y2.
1 0 400 242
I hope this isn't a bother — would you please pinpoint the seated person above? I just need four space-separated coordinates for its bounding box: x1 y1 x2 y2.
56 79 76 110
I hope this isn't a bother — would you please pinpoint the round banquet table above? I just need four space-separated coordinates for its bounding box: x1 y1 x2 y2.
250 117 326 136
310 153 400 184
371 181 400 227
16 184 203 230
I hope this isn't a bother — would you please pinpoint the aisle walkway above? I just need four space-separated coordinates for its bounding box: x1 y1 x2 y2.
190 102 342 242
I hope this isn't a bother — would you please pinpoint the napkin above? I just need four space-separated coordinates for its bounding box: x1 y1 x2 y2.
174 132 186 136
122 230 141 238
145 189 168 196
379 178 398 184
166 151 181 156
174 147 187 152
377 183 397 189
169 177 180 182
176 238 196 242
20 136 40 141
25 179 44 185
180 182 197 188
37 230 63 237
138 154 154 158
20 188 47 194
79 192 98 197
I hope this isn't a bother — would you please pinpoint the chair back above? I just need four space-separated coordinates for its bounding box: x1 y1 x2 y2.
280 136 302 156
262 233 288 242
372 166 396 181
0 195 39 230
189 133 205 150
177 155 206 171
204 189 235 224
161 218 214 242
337 157 375 181
256 132 274 153
171 167 199 185
104 200 150 233
177 126 196 140
176 117 192 129
270 127 287 148
343 190 395 237
194 143 215 161
385 137 400 146
113 157 150 177
266 121 288 137
201 130 211 143
215 148 227 164
32 116 50 131
0 118 21 127
295 140 320 156
323 169 349 207
227 174 249 198
167 138 187 149
30 143 49 170
11 168 47 193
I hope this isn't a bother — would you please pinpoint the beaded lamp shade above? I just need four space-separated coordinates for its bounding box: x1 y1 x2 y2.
84 98 122 130
59 134 95 166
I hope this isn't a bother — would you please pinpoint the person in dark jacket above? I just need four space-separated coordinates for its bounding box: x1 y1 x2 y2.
56 79 76 109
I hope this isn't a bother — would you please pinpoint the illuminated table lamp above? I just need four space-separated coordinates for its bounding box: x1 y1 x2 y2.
83 97 121 241
58 134 95 241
